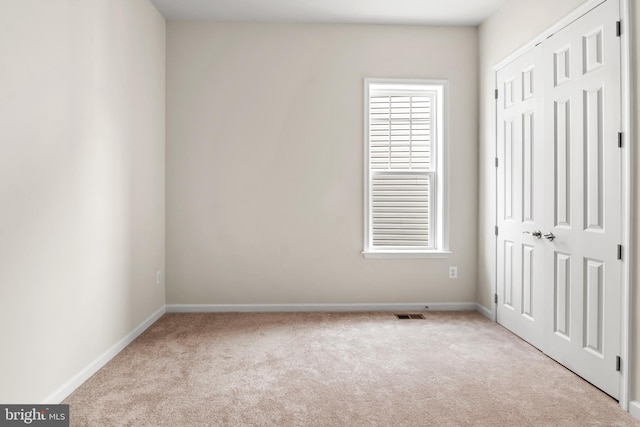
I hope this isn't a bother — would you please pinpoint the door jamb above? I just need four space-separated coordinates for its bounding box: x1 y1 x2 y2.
618 0 633 413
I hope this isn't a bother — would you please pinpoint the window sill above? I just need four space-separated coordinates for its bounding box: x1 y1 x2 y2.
362 250 451 259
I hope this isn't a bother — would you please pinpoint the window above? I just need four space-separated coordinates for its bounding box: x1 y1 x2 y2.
363 79 448 258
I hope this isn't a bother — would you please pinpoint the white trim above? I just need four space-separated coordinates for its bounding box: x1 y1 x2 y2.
618 0 633 412
629 401 640 421
476 304 492 320
41 305 166 404
39 302 492 403
362 250 451 259
492 0 607 71
363 77 449 257
491 57 499 324
166 302 478 313
363 78 370 258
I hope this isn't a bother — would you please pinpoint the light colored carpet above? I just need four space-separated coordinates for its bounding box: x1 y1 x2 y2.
64 311 640 426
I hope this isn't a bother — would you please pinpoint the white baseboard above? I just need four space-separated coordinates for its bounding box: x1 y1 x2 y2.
475 303 492 319
40 302 493 404
42 305 166 404
630 401 640 420
165 302 479 313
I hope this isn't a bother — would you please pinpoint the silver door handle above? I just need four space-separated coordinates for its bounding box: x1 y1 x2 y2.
543 232 556 241
523 230 542 239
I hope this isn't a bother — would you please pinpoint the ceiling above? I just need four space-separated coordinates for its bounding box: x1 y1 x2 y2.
149 0 510 26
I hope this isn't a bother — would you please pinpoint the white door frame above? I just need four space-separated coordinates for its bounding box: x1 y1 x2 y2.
491 0 633 411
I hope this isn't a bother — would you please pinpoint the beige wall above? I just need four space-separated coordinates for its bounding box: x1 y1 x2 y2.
479 0 639 404
166 23 478 305
0 0 166 402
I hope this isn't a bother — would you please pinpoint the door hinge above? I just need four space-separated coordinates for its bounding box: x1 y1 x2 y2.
495 157 499 168
618 132 623 148
617 244 623 260
494 89 499 100
616 20 622 37
494 293 498 304
616 355 621 372
494 226 499 236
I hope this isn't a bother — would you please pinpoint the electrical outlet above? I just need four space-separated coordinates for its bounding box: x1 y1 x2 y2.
156 271 162 285
449 266 458 279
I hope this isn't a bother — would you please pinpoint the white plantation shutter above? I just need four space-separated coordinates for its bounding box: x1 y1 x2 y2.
372 172 432 247
369 94 432 171
366 82 441 252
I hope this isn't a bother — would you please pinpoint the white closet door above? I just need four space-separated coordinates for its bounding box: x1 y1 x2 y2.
542 0 621 398
496 45 545 350
496 0 622 399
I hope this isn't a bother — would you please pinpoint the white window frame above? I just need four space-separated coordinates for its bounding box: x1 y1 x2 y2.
363 78 449 259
